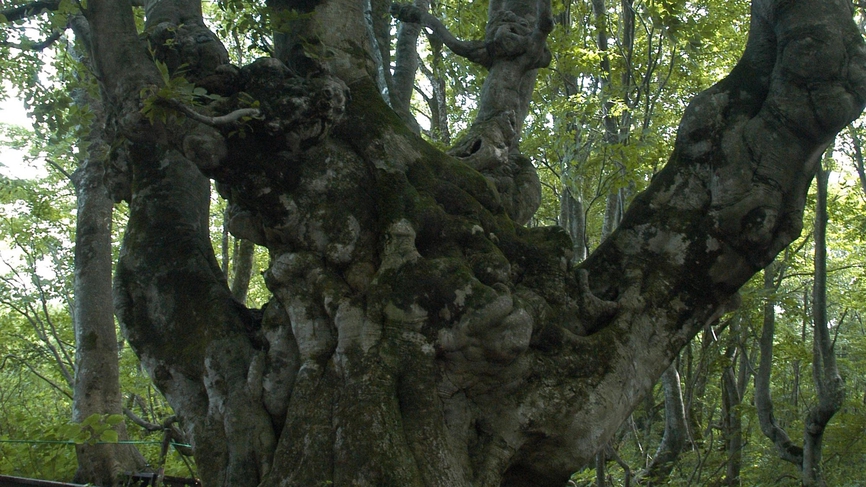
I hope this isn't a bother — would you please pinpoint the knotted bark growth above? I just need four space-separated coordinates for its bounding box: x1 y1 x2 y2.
78 0 866 485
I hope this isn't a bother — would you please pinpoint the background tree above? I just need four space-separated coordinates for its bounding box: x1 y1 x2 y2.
0 13 191 480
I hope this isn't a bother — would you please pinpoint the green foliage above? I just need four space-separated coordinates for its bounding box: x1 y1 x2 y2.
524 0 751 233
0 415 78 481
209 0 274 62
139 59 229 125
55 414 125 445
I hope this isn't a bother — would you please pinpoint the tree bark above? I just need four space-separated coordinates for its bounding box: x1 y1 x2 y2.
393 0 551 225
69 18 147 482
366 0 394 102
76 0 866 485
553 1 589 260
560 186 587 262
595 449 606 486
846 124 866 197
71 120 147 486
230 238 256 303
592 0 637 242
684 326 714 447
418 38 451 144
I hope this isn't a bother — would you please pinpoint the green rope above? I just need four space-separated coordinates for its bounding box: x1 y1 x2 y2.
0 439 192 448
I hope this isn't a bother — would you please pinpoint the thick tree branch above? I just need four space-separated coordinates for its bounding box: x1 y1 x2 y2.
534 0 553 36
525 0 866 480
390 3 491 66
83 0 160 138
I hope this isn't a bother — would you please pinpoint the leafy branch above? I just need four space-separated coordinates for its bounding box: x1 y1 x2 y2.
0 0 61 24
140 59 261 128
56 413 124 445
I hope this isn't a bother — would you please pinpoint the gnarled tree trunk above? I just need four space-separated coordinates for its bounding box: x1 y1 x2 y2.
72 0 866 485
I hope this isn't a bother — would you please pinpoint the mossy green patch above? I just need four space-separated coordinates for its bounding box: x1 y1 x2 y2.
378 257 476 330
334 78 413 146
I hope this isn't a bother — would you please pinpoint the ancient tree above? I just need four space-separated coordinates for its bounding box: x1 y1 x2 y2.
6 0 864 484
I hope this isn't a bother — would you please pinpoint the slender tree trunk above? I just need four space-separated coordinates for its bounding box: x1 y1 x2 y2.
722 320 745 486
555 2 588 262
794 288 810 409
601 191 619 241
222 206 231 276
68 16 146 483
430 46 450 144
755 261 805 466
754 165 845 486
591 0 622 241
595 0 636 242
791 359 801 406
803 164 844 487
846 124 866 197
595 448 607 486
561 186 587 262
390 0 429 132
230 239 256 303
644 364 687 485
366 0 394 101
685 327 714 447
71 130 146 486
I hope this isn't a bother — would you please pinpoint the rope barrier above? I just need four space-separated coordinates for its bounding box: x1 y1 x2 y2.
0 439 192 448
0 437 200 481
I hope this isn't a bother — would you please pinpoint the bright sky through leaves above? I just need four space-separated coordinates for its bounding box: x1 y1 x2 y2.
1 92 45 180
0 89 28 127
